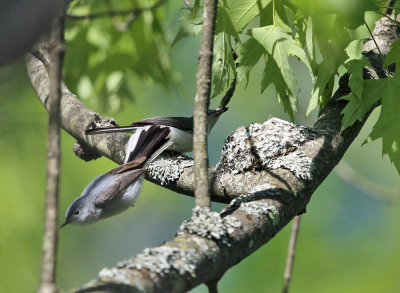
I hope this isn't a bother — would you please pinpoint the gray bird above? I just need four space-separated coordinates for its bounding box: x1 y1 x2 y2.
61 125 172 227
85 108 228 153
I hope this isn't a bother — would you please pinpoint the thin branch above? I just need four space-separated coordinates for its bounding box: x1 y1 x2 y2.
282 215 302 293
66 0 166 20
206 279 219 293
193 0 218 208
184 0 194 9
28 49 50 69
217 53 238 110
37 7 65 293
365 20 384 59
217 77 236 110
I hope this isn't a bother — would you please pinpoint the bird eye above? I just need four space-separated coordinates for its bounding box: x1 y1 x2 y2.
74 210 80 216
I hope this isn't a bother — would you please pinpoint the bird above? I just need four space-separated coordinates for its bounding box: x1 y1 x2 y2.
85 108 228 153
60 125 172 227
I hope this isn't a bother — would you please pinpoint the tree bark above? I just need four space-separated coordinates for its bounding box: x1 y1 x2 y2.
26 15 399 293
193 0 218 208
37 11 65 293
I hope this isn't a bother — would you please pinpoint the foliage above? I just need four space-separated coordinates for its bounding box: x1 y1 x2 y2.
64 0 178 112
171 0 400 175
63 0 400 173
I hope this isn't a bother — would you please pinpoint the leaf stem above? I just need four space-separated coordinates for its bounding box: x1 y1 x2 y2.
272 0 276 26
364 20 384 60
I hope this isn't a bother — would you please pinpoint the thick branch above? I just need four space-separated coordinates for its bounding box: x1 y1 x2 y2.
37 10 65 293
26 15 400 293
193 0 218 208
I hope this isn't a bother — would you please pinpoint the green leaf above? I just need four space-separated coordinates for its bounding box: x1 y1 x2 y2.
336 0 379 29
306 61 332 116
261 55 296 119
340 78 380 130
248 25 307 119
229 0 271 32
171 9 202 47
216 4 240 42
345 39 365 60
367 74 400 173
304 15 350 115
236 37 265 87
211 32 235 98
345 58 368 100
384 38 400 68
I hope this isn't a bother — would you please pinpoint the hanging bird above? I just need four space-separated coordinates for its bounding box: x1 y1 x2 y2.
61 125 172 227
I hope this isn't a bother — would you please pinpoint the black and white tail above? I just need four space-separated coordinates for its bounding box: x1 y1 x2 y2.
125 125 172 165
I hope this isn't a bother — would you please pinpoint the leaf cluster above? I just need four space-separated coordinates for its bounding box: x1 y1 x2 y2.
64 0 177 112
63 0 400 174
174 0 400 174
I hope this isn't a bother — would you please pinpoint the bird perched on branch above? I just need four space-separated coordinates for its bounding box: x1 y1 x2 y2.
61 125 172 227
85 108 228 153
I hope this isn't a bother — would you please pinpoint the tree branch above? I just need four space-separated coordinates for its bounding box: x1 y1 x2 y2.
282 215 302 293
37 8 65 293
25 15 400 293
193 0 218 208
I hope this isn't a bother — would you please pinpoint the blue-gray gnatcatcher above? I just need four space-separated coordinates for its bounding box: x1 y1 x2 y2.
85 108 228 153
61 125 172 227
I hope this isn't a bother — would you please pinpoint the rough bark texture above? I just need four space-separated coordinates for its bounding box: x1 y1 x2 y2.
26 15 399 293
37 12 65 293
193 0 218 208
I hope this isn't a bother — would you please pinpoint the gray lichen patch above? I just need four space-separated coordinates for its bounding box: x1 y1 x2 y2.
269 151 314 180
239 201 280 226
217 118 316 181
148 152 194 185
91 113 118 129
177 207 242 245
114 246 201 279
98 267 133 285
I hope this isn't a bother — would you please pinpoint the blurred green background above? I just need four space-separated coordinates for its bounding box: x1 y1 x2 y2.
1 1 400 292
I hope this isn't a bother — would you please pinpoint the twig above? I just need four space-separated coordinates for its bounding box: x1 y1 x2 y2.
66 0 166 20
364 20 384 59
193 0 218 208
28 49 50 69
217 53 238 110
184 0 194 9
36 5 65 293
282 215 302 293
217 77 236 110
206 278 219 293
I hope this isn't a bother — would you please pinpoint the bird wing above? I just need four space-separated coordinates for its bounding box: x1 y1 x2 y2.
94 168 147 207
132 116 194 132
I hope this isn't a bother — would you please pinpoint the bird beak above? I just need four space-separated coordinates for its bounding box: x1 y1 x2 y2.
60 220 69 228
